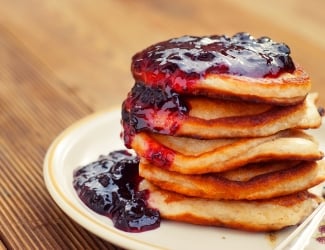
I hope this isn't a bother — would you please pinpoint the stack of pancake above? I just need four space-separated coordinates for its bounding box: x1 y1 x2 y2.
121 33 325 231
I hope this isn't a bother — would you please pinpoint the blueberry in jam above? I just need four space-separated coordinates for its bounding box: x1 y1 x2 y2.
131 32 296 91
73 150 160 232
121 82 189 148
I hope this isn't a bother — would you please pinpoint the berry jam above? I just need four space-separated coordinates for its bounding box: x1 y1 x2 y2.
317 237 325 244
132 32 296 92
317 225 325 244
121 82 189 148
73 150 160 232
319 225 325 234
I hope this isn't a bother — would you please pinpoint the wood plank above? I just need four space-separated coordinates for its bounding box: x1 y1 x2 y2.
0 25 123 250
0 0 323 109
0 241 7 250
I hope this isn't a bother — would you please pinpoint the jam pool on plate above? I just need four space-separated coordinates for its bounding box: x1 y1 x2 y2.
73 150 160 232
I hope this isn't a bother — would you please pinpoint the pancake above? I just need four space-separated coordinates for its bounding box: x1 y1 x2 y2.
132 129 323 174
193 66 310 105
124 33 324 233
131 33 310 105
122 90 321 142
139 180 320 232
179 92 321 139
139 160 325 200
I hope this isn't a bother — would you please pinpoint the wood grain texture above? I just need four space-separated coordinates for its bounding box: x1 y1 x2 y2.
0 26 123 249
0 0 324 249
0 0 324 110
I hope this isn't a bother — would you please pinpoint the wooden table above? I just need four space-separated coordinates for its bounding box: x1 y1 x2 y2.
1 0 324 249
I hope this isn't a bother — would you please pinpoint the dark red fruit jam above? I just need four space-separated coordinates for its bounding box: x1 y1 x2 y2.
73 150 160 232
317 224 325 244
131 32 296 91
142 138 175 168
121 82 189 147
319 225 325 234
316 237 325 244
318 107 325 117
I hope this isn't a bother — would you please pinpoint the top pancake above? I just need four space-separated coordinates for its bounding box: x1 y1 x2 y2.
131 33 310 105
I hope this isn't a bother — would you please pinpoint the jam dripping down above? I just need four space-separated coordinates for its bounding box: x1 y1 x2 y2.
73 150 160 232
131 32 296 92
121 82 189 148
317 237 325 244
316 225 325 244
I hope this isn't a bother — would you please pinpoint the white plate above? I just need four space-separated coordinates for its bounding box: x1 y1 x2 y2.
43 109 325 250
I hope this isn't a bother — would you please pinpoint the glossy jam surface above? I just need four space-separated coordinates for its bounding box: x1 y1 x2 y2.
142 138 175 168
121 82 189 147
132 32 296 91
73 150 160 232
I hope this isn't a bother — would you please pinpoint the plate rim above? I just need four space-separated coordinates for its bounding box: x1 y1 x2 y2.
43 108 168 250
43 109 324 250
